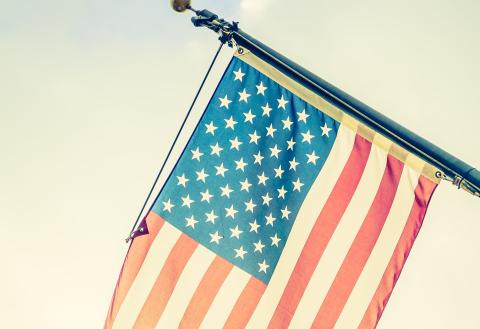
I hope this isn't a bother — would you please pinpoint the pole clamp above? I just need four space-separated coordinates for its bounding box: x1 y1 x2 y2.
436 171 480 197
190 9 239 47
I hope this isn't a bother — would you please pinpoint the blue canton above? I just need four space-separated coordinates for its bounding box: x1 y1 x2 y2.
152 57 339 283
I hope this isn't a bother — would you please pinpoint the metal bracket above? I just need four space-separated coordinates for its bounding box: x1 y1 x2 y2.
436 171 480 197
189 9 239 47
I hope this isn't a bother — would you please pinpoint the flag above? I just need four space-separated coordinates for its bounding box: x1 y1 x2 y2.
105 48 439 329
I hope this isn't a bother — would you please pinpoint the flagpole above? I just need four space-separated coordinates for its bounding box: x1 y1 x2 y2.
171 2 479 197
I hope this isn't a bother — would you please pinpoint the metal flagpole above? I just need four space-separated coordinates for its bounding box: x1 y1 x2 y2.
171 0 479 197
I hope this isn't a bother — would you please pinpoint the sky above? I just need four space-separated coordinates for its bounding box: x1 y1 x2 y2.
0 0 479 328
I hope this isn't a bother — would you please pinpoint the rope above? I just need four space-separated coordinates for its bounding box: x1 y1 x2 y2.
126 41 225 242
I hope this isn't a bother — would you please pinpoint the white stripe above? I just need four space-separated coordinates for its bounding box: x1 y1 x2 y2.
155 245 216 329
246 125 356 328
334 167 419 329
112 223 181 329
289 142 389 328
199 267 251 329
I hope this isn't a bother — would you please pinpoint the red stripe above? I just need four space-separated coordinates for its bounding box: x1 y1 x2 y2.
311 155 404 329
224 277 267 329
267 135 372 329
132 233 198 329
104 212 164 329
358 176 437 329
178 256 233 328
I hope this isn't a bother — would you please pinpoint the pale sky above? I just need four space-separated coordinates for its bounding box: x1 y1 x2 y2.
1 1 479 328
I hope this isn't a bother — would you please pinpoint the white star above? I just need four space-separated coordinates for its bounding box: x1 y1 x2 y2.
245 199 257 213
181 194 194 208
196 169 209 183
249 130 261 144
235 158 248 171
297 109 310 123
177 174 189 187
200 189 213 203
289 157 299 171
277 95 289 109
240 178 252 192
230 225 243 239
185 215 198 228
234 245 248 259
266 124 277 138
270 144 282 158
257 172 269 186
293 178 304 192
233 68 245 82
262 193 273 206
270 234 281 247
274 165 285 178
249 220 260 233
307 151 320 165
229 137 243 151
258 259 270 273
210 142 223 156
191 147 203 161
277 185 287 199
282 117 293 130
301 130 315 144
261 103 272 117
220 184 233 198
321 122 332 137
253 151 264 165
225 116 238 130
210 231 222 244
254 240 265 253
281 206 291 219
287 137 296 151
205 121 218 135
256 81 267 95
225 205 238 219
205 210 218 223
243 110 256 124
162 199 174 213
238 89 251 103
265 213 276 226
215 163 229 177
219 95 231 109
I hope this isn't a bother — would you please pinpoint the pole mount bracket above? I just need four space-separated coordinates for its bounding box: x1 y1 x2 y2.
189 8 239 47
436 171 480 197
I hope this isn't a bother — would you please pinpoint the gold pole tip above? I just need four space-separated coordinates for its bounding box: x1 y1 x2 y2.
170 0 191 13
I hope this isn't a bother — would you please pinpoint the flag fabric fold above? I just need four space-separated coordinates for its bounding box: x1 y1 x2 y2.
105 48 438 329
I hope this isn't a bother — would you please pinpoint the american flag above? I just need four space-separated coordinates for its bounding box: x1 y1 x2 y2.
105 53 438 329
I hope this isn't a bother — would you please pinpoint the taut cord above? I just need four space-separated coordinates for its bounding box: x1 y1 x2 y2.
126 41 225 242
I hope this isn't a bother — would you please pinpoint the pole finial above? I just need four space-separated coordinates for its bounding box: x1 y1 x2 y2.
170 0 191 13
